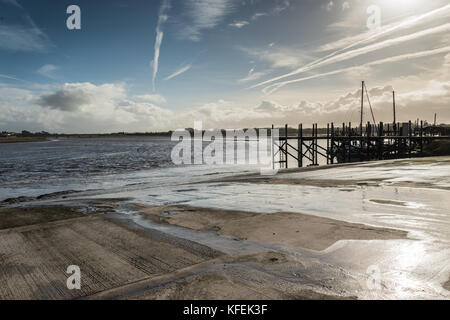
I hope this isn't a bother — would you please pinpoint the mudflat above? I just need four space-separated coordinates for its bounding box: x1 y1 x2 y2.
139 205 408 251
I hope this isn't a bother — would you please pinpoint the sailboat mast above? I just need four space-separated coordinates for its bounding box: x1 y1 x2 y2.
393 91 396 126
360 81 364 135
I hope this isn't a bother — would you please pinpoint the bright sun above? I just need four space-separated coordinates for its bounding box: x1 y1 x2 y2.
380 0 422 10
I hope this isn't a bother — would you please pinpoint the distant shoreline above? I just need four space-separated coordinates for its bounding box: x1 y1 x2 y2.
0 136 49 144
0 134 173 143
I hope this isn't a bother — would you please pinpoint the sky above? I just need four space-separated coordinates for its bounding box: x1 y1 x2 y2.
0 0 449 133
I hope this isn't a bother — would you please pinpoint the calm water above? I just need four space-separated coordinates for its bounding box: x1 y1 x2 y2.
0 136 321 201
0 137 178 200
0 137 265 201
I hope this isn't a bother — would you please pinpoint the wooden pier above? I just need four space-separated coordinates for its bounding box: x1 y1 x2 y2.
272 121 450 169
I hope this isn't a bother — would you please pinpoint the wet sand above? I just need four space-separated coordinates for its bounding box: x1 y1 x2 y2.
202 157 450 191
1 157 449 299
139 205 407 251
88 251 356 300
0 204 396 300
0 206 220 299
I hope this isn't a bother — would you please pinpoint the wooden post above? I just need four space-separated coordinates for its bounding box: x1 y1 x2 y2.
298 124 302 168
331 122 334 165
326 123 330 165
367 122 371 161
379 122 384 160
420 120 423 155
309 123 315 165
285 124 288 169
315 124 318 165
408 120 412 158
271 124 275 170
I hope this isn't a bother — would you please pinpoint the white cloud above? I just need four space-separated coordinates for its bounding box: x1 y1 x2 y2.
342 1 350 11
241 46 307 69
37 64 59 79
0 24 50 52
180 0 235 41
252 22 450 90
2 75 450 133
320 3 450 52
229 20 249 28
134 94 167 104
238 67 268 83
261 46 450 94
273 0 290 14
164 64 192 80
251 12 267 20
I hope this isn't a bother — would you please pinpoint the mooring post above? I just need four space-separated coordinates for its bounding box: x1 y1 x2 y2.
342 123 346 162
367 122 371 161
408 120 412 158
315 124 318 165
310 124 314 165
312 124 315 165
285 124 288 169
326 123 330 165
298 124 302 168
271 124 275 170
330 122 335 164
420 120 423 155
379 122 384 160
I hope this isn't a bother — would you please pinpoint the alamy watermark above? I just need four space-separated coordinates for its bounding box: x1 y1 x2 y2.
66 265 81 290
170 121 279 175
367 5 381 31
66 5 81 30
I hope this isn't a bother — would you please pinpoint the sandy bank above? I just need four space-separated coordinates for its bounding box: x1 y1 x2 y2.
0 206 357 300
139 205 407 251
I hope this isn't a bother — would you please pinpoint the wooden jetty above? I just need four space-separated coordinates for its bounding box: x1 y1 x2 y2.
272 121 450 169
271 81 450 169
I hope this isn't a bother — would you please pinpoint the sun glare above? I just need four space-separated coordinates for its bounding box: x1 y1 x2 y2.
380 0 422 11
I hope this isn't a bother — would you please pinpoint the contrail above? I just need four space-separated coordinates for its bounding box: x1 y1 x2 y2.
262 46 450 94
152 0 171 91
251 3 450 89
164 64 192 81
0 74 27 82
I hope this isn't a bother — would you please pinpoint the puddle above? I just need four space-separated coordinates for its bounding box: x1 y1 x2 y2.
370 199 427 209
162 210 183 215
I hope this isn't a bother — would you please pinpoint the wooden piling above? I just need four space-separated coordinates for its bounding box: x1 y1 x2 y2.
298 124 302 168
285 124 288 169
